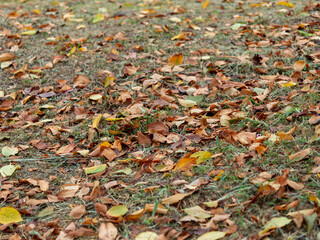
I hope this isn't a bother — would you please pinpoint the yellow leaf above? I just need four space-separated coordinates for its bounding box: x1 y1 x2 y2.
89 94 103 101
178 99 197 108
203 200 219 208
135 232 158 240
259 217 292 235
0 207 23 224
93 13 104 23
277 1 294 8
0 164 20 177
184 206 212 219
85 164 106 175
279 81 297 88
105 76 116 87
107 205 128 217
190 151 212 164
168 53 183 67
92 114 102 129
197 231 226 240
32 9 41 14
22 30 38 35
171 32 186 41
99 141 111 148
202 1 210 9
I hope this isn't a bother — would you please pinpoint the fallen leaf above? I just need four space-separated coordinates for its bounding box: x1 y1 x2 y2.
0 52 15 62
168 53 183 67
190 151 212 164
161 193 190 205
202 1 210 9
113 168 132 175
22 29 38 35
293 60 306 71
184 206 212 219
93 13 104 23
289 148 311 161
107 205 128 217
259 217 292 236
277 1 294 8
0 164 19 177
148 121 169 135
204 200 219 208
137 131 151 146
92 114 103 129
2 146 19 157
38 206 54 218
178 99 197 108
69 205 86 219
0 207 23 224
73 75 90 88
85 164 107 175
197 231 226 240
173 158 197 172
99 222 118 240
135 232 158 240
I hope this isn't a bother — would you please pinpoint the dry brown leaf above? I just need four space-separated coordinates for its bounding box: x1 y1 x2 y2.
69 205 86 219
38 179 49 192
161 193 191 205
95 203 108 216
73 75 90 88
137 131 151 146
98 222 117 240
123 64 137 76
148 121 169 135
289 148 311 161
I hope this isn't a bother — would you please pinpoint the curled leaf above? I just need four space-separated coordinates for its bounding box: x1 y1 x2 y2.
0 164 20 177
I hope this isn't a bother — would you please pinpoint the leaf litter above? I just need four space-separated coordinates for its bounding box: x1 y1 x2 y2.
0 0 320 239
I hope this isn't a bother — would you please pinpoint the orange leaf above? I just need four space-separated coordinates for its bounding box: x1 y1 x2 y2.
202 1 210 9
173 157 197 172
293 60 306 72
125 209 145 221
144 204 168 214
168 53 183 67
0 52 15 62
